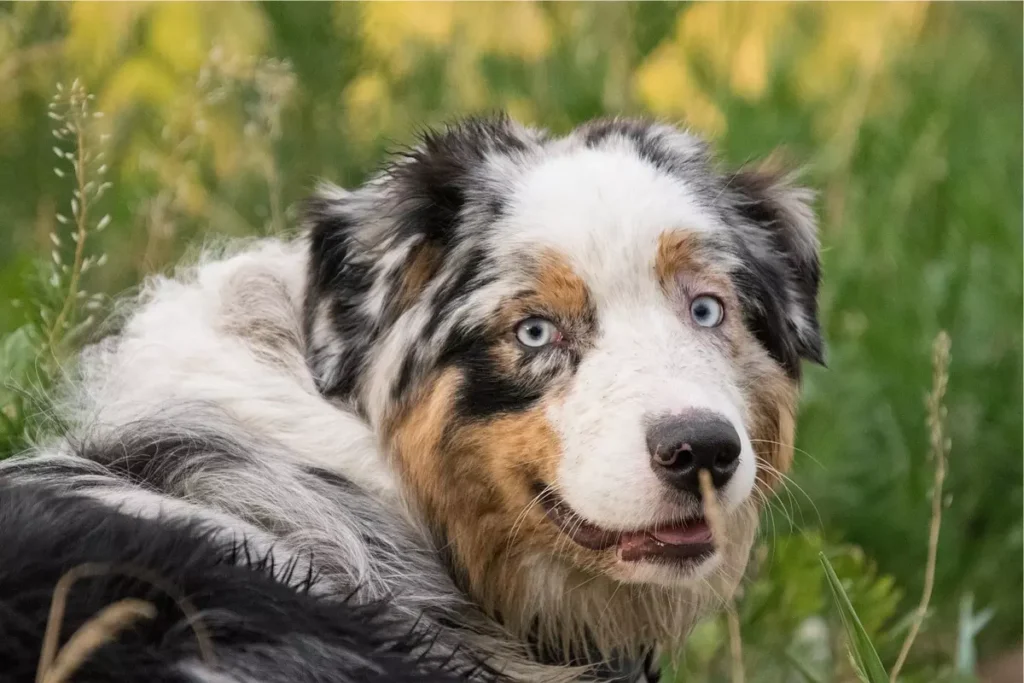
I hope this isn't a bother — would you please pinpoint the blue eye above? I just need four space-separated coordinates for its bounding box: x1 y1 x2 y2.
515 317 561 348
690 295 724 328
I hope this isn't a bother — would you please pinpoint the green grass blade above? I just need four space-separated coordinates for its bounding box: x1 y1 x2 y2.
820 552 890 683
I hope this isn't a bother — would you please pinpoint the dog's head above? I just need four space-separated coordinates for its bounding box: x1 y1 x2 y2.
304 116 823 650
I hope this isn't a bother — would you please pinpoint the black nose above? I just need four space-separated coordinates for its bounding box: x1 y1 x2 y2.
646 412 742 495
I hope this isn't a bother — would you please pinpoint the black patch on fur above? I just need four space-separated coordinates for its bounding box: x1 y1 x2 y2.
325 294 373 397
392 247 497 405
305 205 365 296
304 204 378 397
389 118 524 249
731 249 805 377
0 456 116 490
724 169 824 377
439 327 543 418
385 116 530 255
393 350 421 404
0 478 496 683
582 118 822 378
302 465 360 494
421 247 492 343
304 117 533 402
76 427 250 492
582 118 679 175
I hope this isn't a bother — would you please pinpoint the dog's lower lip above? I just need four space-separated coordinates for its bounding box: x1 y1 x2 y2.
618 532 714 563
535 485 715 562
535 486 619 550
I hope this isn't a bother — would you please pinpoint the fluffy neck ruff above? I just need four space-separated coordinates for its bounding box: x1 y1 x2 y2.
452 504 759 664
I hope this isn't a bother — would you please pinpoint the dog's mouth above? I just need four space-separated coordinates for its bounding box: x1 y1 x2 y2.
535 485 715 564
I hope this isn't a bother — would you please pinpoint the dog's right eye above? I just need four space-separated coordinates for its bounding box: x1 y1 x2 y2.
690 295 725 328
515 317 561 348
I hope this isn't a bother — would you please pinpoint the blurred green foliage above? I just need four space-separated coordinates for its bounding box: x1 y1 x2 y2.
0 3 1020 680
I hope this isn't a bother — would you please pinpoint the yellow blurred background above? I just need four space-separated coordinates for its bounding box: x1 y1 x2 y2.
0 4 1020 681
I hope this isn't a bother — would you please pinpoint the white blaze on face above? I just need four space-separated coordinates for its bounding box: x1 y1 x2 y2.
492 143 757 531
550 303 757 530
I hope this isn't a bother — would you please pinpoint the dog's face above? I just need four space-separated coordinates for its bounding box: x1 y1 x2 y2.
305 117 822 641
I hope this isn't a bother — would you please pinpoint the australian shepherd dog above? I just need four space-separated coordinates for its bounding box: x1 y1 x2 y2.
0 116 823 682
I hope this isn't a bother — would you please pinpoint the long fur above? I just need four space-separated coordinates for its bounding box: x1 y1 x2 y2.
0 116 823 682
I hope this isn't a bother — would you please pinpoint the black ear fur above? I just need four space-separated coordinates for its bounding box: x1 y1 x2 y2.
302 190 379 398
305 115 535 294
305 191 369 297
302 115 538 399
726 166 825 378
387 115 534 248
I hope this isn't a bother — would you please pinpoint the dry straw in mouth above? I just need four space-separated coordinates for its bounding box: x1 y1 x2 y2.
697 468 725 551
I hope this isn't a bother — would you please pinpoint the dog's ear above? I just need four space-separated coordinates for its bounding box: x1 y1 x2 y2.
726 164 825 379
386 116 539 248
303 116 539 398
305 116 537 304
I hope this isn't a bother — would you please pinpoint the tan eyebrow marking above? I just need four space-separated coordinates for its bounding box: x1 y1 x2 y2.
533 250 592 319
655 229 705 293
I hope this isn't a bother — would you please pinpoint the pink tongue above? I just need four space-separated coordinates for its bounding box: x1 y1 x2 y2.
651 520 713 545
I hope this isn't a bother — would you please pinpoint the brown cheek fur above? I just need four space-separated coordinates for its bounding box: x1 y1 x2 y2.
386 357 791 644
384 251 605 620
387 370 589 617
737 335 799 493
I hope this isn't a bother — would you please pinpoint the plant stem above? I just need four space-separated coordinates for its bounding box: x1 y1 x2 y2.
890 331 951 682
727 606 745 683
48 122 88 353
699 468 745 683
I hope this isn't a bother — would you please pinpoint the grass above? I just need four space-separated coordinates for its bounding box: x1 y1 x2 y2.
1 78 111 453
813 331 953 683
0 3 1019 681
889 332 951 682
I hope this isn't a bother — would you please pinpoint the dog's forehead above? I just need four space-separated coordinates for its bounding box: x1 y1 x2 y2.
488 144 726 301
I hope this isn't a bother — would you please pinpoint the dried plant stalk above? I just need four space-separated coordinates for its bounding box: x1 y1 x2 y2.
37 562 216 683
699 469 726 544
39 599 155 683
890 331 952 682
700 468 745 683
45 80 111 356
725 607 745 683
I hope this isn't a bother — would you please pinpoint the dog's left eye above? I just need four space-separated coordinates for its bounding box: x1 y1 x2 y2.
690 295 724 328
515 317 561 348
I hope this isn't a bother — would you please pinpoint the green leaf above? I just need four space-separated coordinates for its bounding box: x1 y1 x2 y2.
820 552 890 683
0 325 37 373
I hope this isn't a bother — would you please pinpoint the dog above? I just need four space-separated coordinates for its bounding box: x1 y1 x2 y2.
0 116 823 682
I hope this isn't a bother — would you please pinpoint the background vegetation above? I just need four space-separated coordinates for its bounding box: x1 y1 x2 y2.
0 3 1020 682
